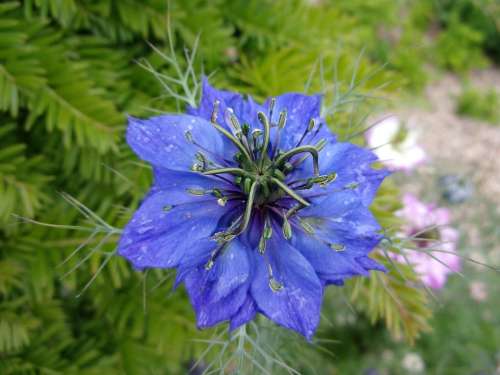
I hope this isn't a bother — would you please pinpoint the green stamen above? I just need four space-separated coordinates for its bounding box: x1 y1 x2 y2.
274 145 320 176
203 167 250 177
271 177 310 206
257 111 271 169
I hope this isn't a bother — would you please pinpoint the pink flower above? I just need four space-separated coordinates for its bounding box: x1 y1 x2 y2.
365 116 426 172
469 281 488 302
394 193 461 289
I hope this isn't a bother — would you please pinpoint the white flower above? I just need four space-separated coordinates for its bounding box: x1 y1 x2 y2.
402 352 425 373
366 116 426 172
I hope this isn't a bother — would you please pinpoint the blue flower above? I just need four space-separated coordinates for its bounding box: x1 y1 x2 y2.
118 79 389 340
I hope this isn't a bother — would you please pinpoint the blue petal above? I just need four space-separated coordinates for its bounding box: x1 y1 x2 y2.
184 240 251 328
127 114 230 171
267 93 326 151
117 189 237 270
299 191 383 256
229 294 257 332
152 167 236 200
250 229 322 340
356 256 386 272
291 230 383 285
297 142 389 206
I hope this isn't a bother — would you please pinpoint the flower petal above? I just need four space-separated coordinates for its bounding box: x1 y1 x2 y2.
250 229 322 340
117 189 237 270
184 240 251 328
297 142 389 206
127 114 230 172
267 93 323 150
229 294 257 332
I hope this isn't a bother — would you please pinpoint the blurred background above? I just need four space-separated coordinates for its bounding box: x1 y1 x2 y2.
0 0 499 374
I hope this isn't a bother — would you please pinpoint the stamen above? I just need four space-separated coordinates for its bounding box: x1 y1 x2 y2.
203 167 250 177
286 203 306 218
191 163 204 172
330 243 345 252
184 130 193 143
257 111 271 169
274 145 320 176
271 110 287 159
295 118 315 148
282 213 292 240
243 177 253 194
204 243 229 270
186 188 206 196
271 177 310 207
269 97 276 121
259 216 273 254
267 263 283 292
299 218 315 234
272 169 286 181
234 180 259 236
278 110 287 129
211 100 220 123
217 197 228 206
210 102 254 164
163 205 174 212
216 181 259 244
226 109 254 159
269 277 284 292
225 108 241 135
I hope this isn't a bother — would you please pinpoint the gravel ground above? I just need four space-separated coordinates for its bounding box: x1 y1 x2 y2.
396 68 500 204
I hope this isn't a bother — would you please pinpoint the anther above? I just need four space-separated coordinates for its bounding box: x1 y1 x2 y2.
186 188 206 196
308 118 316 132
278 110 287 129
184 130 193 143
258 235 267 254
330 243 345 252
204 259 215 270
191 163 204 172
299 218 315 235
345 182 359 190
267 263 284 292
269 97 276 121
282 214 292 240
226 108 242 135
269 277 284 292
242 123 250 136
211 100 220 123
283 162 294 173
163 205 173 212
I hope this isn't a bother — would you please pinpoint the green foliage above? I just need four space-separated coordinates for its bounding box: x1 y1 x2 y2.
0 0 496 373
456 85 500 124
434 15 487 72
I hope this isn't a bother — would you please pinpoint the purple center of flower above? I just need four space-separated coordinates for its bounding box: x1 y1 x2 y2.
187 99 338 291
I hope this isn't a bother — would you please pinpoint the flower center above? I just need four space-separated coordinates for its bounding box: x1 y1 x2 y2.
186 99 338 290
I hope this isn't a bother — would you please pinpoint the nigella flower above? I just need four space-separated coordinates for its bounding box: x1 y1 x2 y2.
365 116 426 172
118 79 389 339
394 193 461 289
